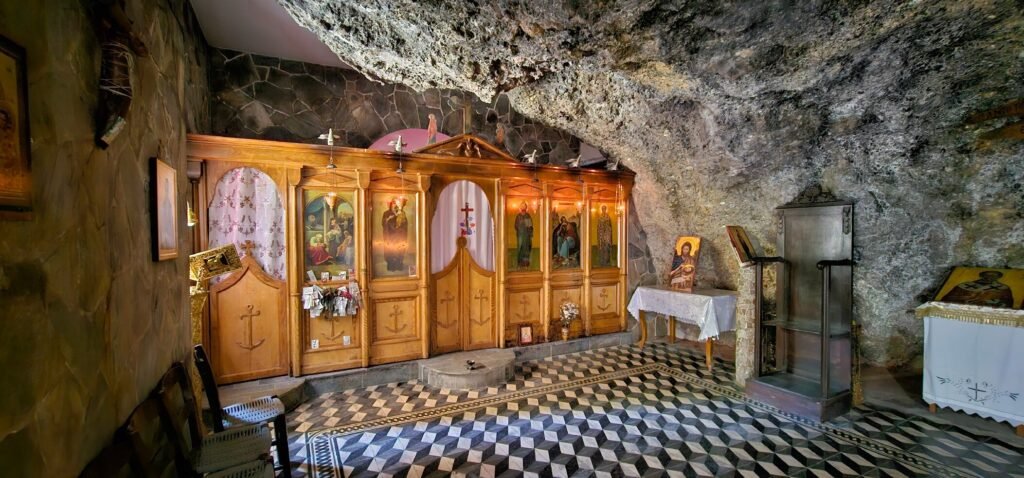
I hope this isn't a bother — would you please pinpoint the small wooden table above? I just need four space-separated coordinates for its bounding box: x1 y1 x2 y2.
627 286 738 371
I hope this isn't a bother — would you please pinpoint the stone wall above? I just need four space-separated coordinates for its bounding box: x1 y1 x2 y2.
279 0 1024 368
0 0 209 475
209 49 581 165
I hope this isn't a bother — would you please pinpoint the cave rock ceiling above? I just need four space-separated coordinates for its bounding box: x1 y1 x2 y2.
277 0 1024 366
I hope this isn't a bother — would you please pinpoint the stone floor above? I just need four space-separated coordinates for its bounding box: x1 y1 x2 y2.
270 342 1024 477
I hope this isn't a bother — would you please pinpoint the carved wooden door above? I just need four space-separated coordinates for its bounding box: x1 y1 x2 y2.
209 255 289 384
432 237 496 354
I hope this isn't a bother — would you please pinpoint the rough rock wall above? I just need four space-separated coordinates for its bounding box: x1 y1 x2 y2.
0 0 209 475
210 49 581 164
279 0 1024 367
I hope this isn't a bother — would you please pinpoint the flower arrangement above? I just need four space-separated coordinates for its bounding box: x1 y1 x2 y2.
559 301 580 328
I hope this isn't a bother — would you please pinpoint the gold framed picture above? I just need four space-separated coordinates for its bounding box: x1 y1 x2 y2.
518 324 534 346
934 267 1024 309
0 34 31 218
152 158 178 261
371 192 418 278
302 189 357 280
669 235 701 292
590 202 618 269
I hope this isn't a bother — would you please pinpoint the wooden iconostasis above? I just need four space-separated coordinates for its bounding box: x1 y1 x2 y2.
188 134 634 383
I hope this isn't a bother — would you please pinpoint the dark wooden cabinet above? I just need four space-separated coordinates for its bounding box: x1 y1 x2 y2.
747 200 854 421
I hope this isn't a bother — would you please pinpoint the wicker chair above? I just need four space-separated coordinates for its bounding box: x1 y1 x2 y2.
157 362 273 475
194 345 291 477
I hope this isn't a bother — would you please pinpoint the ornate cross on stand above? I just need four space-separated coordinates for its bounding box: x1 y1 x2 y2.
460 202 474 237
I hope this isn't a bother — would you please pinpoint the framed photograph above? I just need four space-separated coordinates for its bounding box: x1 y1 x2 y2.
725 226 757 267
0 35 31 218
320 272 331 281
518 324 534 346
669 235 702 292
151 158 178 261
934 266 1024 309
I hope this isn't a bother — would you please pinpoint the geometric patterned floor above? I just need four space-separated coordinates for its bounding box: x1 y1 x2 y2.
280 343 1024 477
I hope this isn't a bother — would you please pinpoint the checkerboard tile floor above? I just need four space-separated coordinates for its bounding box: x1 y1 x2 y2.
275 343 1024 477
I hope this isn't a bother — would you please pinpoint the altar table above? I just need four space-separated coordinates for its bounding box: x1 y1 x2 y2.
627 286 738 371
917 302 1024 436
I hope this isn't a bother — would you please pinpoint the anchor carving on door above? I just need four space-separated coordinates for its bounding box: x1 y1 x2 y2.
236 304 266 351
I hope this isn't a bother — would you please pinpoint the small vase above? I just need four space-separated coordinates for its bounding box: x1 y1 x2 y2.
561 327 569 341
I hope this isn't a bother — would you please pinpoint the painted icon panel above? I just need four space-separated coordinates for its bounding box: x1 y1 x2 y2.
303 189 356 280
371 192 418 278
590 202 618 269
935 267 1024 309
551 202 582 270
669 235 701 292
506 198 541 272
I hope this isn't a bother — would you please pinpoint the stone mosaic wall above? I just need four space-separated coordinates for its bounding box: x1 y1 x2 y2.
209 49 581 165
0 0 209 475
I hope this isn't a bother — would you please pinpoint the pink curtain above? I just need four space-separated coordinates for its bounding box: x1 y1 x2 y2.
208 167 286 280
431 180 494 273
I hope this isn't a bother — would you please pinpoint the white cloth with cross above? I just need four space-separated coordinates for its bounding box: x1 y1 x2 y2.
921 303 1024 427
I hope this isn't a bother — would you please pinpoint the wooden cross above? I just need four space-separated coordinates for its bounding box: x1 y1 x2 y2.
241 240 256 256
471 289 489 325
460 202 474 236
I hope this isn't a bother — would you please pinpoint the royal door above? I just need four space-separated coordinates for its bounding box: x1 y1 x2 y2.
430 180 497 354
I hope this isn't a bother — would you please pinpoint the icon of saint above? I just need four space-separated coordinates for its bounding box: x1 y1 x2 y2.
940 270 1015 308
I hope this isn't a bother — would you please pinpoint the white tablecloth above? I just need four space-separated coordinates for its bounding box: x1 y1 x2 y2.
919 302 1024 427
627 286 737 341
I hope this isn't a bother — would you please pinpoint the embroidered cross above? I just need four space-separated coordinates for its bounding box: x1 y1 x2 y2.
241 240 256 257
969 383 986 401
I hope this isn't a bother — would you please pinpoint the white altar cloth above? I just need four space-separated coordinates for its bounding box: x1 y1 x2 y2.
919 302 1024 427
627 286 737 341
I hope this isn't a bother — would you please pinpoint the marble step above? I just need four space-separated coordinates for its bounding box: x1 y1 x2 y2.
419 349 516 390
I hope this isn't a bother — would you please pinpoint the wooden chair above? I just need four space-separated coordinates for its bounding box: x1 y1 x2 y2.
157 362 274 475
194 344 291 477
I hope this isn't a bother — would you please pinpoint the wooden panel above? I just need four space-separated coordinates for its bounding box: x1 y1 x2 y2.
507 289 541 325
465 265 495 350
372 297 419 343
432 268 462 354
590 283 622 335
550 287 584 340
209 256 288 384
369 295 421 365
